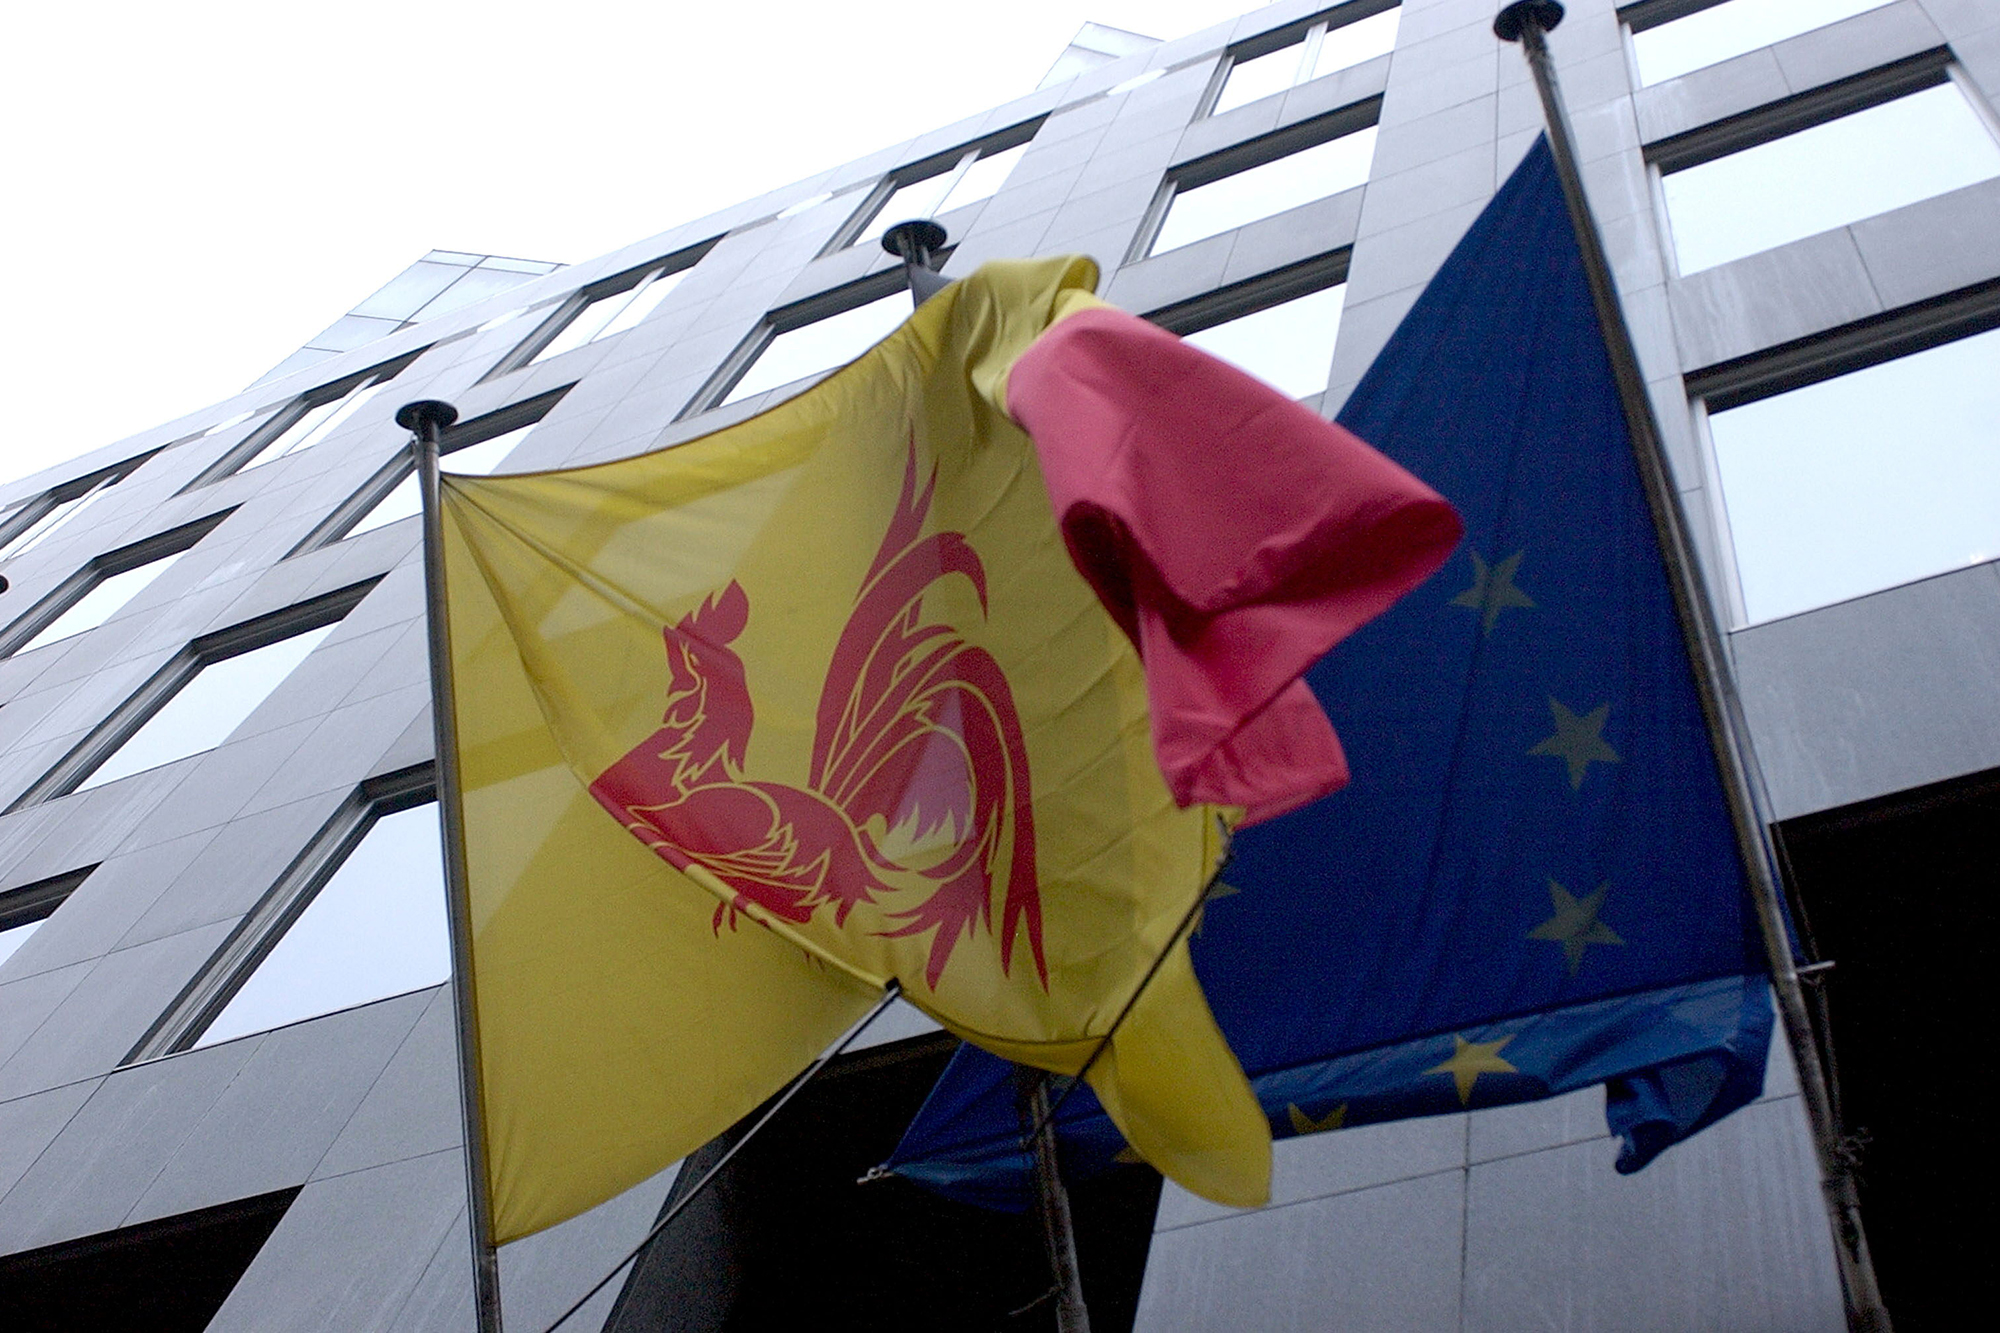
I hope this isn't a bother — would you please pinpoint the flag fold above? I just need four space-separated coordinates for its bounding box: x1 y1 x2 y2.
886 138 1772 1208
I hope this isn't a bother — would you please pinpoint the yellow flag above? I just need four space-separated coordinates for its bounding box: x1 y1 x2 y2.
439 256 1269 1242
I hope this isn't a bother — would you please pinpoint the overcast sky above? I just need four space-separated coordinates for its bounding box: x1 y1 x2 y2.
0 1 1258 487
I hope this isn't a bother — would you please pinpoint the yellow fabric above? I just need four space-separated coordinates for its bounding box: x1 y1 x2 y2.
439 256 1271 1241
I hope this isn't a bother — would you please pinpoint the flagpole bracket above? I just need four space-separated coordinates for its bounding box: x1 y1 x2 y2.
395 399 459 440
1493 0 1564 42
881 220 953 306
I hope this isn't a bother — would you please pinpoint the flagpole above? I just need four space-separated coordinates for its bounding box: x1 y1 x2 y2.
399 398 506 1333
1490 6 1889 1328
1020 1072 1093 1333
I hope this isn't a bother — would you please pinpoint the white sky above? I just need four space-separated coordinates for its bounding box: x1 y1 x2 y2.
0 1 1258 487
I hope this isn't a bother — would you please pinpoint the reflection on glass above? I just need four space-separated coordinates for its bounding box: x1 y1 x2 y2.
17 552 187 654
196 803 449 1047
349 426 536 537
1710 326 2000 623
724 292 913 404
1182 284 1347 400
530 268 685 364
1153 127 1378 255
241 379 388 471
78 625 335 790
1633 0 1891 86
1312 8 1400 79
0 920 42 970
940 144 1029 212
1663 84 2000 275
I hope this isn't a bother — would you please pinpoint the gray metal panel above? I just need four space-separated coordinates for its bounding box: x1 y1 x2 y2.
0 1035 261 1253
202 1147 468 1333
313 986 463 1180
0 920 235 1100
0 1077 99 1206
125 989 430 1225
1155 1110 1468 1230
1731 562 2000 819
1136 1167 1466 1333
1462 1099 1845 1332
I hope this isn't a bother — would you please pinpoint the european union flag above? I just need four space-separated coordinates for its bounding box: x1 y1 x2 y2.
885 138 1772 1209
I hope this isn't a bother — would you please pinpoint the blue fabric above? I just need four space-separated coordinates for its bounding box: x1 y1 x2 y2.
887 138 1773 1209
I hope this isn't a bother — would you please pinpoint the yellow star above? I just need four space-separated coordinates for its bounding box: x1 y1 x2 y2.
1286 1102 1347 1134
1451 549 1536 634
1528 697 1620 789
1191 879 1240 936
1426 1035 1518 1105
1527 879 1624 975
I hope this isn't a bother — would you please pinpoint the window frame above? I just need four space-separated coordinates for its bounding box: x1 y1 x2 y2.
6 579 380 811
681 268 919 419
0 866 95 973
184 354 423 492
0 511 234 659
826 119 1045 255
1683 278 2000 626
125 764 439 1061
289 387 573 557
1132 97 1382 263
486 238 718 379
0 452 159 565
1648 47 1957 175
1143 250 1353 398
1198 0 1400 119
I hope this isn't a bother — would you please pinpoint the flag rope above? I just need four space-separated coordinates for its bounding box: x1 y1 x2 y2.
540 980 904 1333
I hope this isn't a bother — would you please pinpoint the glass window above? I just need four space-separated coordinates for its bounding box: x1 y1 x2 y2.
348 424 536 537
530 267 687 364
1181 283 1347 400
1214 44 1304 115
15 551 187 654
239 378 389 472
855 173 962 247
1708 325 2000 623
1312 7 1399 79
0 484 110 562
195 802 449 1046
1632 0 1893 86
1661 83 2000 275
939 143 1028 213
1212 8 1400 115
1152 127 1379 256
77 625 335 790
724 292 913 404
853 136 1034 247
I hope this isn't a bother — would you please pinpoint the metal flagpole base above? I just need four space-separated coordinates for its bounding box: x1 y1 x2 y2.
882 219 953 306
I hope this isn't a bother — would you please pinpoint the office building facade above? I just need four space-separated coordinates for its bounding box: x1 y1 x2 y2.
3 0 1995 1326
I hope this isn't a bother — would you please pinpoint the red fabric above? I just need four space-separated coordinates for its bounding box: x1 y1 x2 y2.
1007 305 1462 825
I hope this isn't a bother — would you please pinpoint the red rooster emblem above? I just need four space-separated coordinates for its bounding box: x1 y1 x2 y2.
590 439 1044 989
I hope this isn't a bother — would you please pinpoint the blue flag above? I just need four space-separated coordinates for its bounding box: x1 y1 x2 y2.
885 138 1772 1210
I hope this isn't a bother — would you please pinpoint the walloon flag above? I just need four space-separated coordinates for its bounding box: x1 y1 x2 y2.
884 138 1774 1209
431 255 1456 1239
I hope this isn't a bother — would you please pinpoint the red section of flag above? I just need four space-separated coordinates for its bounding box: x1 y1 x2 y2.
1007 305 1462 824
